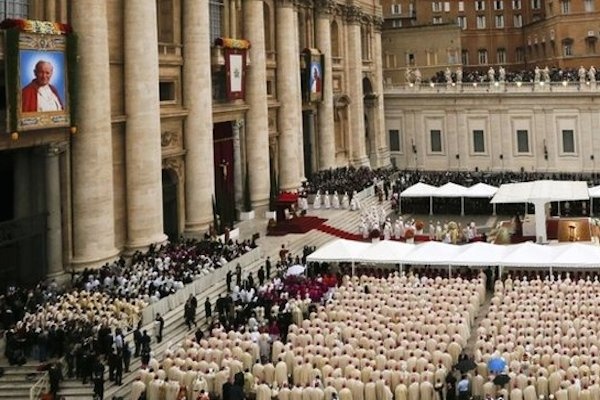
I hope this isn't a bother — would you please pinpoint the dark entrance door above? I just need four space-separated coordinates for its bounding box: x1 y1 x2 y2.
0 150 47 290
162 169 179 240
213 122 236 231
302 111 313 178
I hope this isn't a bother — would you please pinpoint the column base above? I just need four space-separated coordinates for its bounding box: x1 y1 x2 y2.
71 247 121 270
184 219 213 239
352 155 371 168
376 149 392 168
124 233 169 255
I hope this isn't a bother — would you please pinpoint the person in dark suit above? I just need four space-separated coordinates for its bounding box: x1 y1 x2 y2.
205 297 212 319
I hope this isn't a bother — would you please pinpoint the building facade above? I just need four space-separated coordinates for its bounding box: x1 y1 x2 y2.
0 0 390 286
381 0 600 83
384 82 600 173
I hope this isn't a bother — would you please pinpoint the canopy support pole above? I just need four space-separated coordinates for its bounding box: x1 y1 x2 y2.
430 196 433 215
461 197 465 216
399 196 402 215
448 264 452 278
591 198 594 217
492 202 497 216
351 261 355 277
557 201 561 216
534 200 548 244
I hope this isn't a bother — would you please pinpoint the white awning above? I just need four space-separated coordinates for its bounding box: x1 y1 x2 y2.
551 243 600 267
466 182 499 198
400 182 438 197
589 185 600 198
433 182 468 198
491 180 589 204
355 240 415 263
306 239 371 263
451 242 511 266
499 242 560 267
402 242 464 265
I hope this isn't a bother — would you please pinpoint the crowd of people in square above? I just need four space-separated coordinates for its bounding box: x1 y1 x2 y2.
305 166 398 197
0 236 257 375
427 65 600 85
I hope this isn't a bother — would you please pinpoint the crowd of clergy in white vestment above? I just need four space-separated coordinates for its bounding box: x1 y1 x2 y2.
472 271 600 400
129 269 487 400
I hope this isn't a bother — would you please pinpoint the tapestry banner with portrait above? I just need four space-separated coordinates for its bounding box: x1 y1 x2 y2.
1 19 76 133
215 38 250 101
303 48 324 103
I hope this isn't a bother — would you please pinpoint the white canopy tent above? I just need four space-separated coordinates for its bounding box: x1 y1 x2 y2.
399 182 438 215
491 181 589 243
451 242 511 266
588 185 600 216
355 240 414 263
307 239 600 273
433 182 468 216
466 183 499 215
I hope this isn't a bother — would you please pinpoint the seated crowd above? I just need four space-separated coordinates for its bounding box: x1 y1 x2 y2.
1 237 257 366
129 265 486 400
473 271 600 400
305 166 397 196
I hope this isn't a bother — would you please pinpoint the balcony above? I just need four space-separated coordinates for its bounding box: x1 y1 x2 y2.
384 80 600 94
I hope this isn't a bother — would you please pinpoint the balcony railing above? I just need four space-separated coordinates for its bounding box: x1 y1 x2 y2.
384 80 600 94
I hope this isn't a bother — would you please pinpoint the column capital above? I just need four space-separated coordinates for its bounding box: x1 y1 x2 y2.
276 0 295 8
315 0 337 16
233 119 245 131
344 5 363 24
371 15 384 32
46 142 68 156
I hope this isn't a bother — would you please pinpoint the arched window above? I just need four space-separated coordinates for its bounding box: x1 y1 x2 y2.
331 20 340 58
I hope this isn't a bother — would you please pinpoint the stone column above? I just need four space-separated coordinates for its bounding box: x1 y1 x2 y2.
315 0 336 170
294 7 305 181
183 0 214 236
46 143 65 276
345 6 369 166
229 0 238 38
124 0 167 250
70 0 118 268
233 119 244 212
371 18 390 167
243 0 270 208
276 0 301 191
45 0 56 21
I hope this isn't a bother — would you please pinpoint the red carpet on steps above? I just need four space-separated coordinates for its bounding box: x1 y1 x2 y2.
317 224 366 241
267 216 328 236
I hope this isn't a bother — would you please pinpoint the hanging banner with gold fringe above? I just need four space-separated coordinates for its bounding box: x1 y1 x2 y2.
1 18 77 134
215 38 250 101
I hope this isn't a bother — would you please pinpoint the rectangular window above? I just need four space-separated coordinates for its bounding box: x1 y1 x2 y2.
517 130 529 153
513 14 522 27
457 16 467 29
209 0 224 45
495 15 504 28
564 43 573 56
478 49 488 64
462 50 469 65
159 81 176 102
497 48 507 63
473 130 485 153
476 1 486 10
477 15 486 29
444 2 451 12
406 53 415 66
516 47 525 62
561 0 570 13
494 0 504 10
531 0 541 8
392 19 403 28
458 1 465 11
389 129 401 152
432 1 443 12
391 4 402 14
0 0 29 19
562 130 575 153
430 130 442 152
512 0 522 9
585 0 595 11
433 16 443 24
